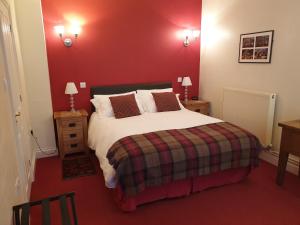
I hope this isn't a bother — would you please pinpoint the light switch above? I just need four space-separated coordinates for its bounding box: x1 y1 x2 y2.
80 82 86 88
177 77 182 82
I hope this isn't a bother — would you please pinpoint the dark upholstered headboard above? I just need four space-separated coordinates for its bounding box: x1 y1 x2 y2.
90 82 172 112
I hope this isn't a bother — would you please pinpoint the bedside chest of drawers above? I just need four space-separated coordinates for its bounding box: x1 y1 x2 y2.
54 109 88 159
181 100 210 115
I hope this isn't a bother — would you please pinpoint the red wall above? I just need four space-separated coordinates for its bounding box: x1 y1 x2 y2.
41 0 202 112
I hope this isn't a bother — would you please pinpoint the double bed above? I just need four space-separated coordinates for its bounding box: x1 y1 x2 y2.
88 82 261 211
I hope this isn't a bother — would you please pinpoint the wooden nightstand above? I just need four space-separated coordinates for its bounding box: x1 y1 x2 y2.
181 100 210 115
54 109 88 159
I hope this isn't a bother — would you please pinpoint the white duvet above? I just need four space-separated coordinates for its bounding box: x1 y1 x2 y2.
88 109 222 188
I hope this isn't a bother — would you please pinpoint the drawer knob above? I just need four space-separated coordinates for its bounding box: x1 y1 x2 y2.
68 123 76 127
69 133 77 138
70 143 78 148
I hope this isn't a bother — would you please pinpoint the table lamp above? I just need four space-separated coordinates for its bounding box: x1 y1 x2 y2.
65 82 78 112
182 76 192 103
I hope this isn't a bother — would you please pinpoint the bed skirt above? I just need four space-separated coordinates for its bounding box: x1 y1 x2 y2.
113 166 251 211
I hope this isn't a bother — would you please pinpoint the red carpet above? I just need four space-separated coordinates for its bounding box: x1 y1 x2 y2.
30 156 300 225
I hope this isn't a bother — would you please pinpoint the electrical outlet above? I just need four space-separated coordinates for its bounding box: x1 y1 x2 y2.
80 82 86 88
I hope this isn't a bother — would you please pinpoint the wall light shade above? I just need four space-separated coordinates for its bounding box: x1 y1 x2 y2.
70 25 81 38
183 29 193 38
54 23 82 47
54 25 64 37
183 29 192 47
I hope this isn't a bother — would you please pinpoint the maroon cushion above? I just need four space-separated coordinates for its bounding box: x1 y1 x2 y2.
109 94 141 119
152 92 181 112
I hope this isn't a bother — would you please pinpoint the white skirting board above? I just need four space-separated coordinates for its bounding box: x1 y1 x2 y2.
35 147 58 159
260 150 299 176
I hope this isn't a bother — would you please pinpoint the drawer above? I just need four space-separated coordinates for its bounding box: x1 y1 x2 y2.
281 129 300 156
199 108 209 115
63 129 83 142
187 105 209 115
63 140 85 153
61 118 82 129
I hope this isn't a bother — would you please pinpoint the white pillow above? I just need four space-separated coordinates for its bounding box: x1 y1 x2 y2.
91 91 144 117
136 88 172 113
137 88 183 113
176 94 185 109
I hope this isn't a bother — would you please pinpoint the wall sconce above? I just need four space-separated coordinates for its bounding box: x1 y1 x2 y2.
54 24 81 47
182 29 200 47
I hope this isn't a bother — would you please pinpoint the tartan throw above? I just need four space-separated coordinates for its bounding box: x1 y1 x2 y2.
107 122 262 196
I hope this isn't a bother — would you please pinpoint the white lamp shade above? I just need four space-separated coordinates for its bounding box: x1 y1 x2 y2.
65 82 78 95
182 76 192 86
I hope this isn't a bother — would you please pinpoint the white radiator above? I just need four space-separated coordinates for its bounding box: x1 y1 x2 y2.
222 87 276 147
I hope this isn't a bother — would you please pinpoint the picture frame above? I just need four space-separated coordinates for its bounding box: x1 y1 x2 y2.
238 30 274 63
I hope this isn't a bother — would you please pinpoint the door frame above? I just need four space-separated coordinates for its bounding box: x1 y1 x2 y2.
0 0 32 200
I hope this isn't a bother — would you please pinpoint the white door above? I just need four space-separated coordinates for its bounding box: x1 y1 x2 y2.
0 0 31 197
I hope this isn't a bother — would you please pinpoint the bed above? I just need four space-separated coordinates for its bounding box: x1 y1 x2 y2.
88 82 261 211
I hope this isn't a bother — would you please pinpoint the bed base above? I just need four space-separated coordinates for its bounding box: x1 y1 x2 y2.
113 166 251 211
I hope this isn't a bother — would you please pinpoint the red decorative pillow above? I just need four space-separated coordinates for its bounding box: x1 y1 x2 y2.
109 94 141 119
152 92 181 112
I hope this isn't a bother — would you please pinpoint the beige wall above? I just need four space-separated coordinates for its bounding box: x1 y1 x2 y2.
13 0 56 156
200 0 300 158
0 0 55 223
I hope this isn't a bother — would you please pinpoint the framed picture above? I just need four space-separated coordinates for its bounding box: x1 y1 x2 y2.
238 30 274 63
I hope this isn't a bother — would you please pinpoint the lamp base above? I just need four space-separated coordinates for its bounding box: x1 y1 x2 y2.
69 94 76 112
184 86 189 103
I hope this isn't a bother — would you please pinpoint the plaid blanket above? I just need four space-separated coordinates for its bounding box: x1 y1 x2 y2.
107 122 261 196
